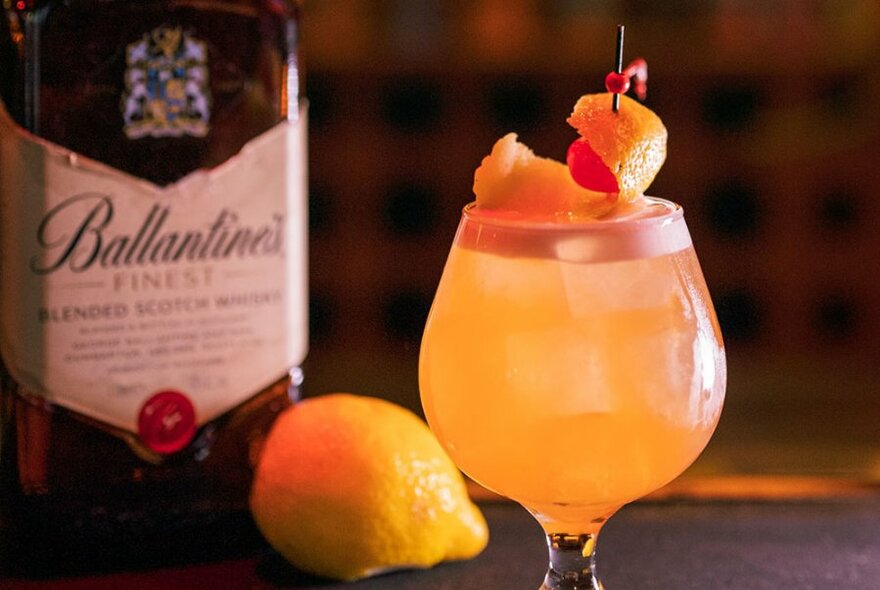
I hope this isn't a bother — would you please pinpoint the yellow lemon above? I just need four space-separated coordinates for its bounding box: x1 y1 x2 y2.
567 92 667 201
249 393 489 581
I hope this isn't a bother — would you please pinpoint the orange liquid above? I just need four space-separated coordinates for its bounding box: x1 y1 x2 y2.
420 242 725 531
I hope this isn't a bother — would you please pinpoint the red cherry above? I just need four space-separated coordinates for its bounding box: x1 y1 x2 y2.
604 71 630 95
567 139 618 193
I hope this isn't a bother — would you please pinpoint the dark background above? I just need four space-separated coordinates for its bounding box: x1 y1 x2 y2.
298 1 880 480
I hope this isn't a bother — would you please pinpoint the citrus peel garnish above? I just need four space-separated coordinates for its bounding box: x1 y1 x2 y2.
566 93 667 201
473 133 615 220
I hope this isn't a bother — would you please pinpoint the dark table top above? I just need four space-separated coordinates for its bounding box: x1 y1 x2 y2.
3 497 880 589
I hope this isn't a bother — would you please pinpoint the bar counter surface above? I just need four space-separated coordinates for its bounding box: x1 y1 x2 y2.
2 478 879 589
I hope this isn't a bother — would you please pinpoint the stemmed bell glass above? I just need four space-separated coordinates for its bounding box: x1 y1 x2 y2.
419 198 726 588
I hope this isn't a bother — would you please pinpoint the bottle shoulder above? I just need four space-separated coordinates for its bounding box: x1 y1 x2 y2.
1 0 302 184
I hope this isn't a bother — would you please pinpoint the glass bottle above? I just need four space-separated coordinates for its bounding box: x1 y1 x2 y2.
0 0 307 570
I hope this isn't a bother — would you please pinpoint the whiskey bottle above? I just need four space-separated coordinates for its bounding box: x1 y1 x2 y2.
0 0 307 569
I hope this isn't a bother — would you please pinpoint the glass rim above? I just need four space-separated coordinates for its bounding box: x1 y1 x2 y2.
461 196 684 233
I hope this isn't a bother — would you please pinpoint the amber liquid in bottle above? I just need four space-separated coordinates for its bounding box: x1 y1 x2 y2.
0 0 303 571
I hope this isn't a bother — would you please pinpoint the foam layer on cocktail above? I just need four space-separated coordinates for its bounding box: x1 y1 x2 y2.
460 197 692 264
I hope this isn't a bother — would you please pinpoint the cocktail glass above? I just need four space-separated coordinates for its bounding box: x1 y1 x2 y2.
419 198 726 589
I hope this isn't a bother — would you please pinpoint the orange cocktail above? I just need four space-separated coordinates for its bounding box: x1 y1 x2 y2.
419 28 726 589
420 199 725 534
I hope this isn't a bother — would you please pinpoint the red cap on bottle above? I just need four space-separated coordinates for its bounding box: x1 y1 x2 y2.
138 390 197 454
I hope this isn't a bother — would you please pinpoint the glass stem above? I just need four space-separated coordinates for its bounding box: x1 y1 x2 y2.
540 533 604 590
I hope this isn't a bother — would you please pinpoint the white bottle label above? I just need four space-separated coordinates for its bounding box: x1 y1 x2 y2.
0 103 308 435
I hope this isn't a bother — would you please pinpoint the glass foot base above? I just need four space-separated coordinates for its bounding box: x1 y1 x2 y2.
539 533 604 590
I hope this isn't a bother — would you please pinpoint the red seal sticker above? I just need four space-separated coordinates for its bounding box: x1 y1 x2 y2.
138 390 197 454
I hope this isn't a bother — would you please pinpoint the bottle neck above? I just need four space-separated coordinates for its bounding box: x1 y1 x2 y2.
0 0 301 185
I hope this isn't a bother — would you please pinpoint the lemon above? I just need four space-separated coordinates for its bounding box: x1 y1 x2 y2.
249 393 489 581
567 92 667 201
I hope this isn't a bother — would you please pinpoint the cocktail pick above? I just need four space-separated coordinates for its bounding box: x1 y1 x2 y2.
606 25 648 112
